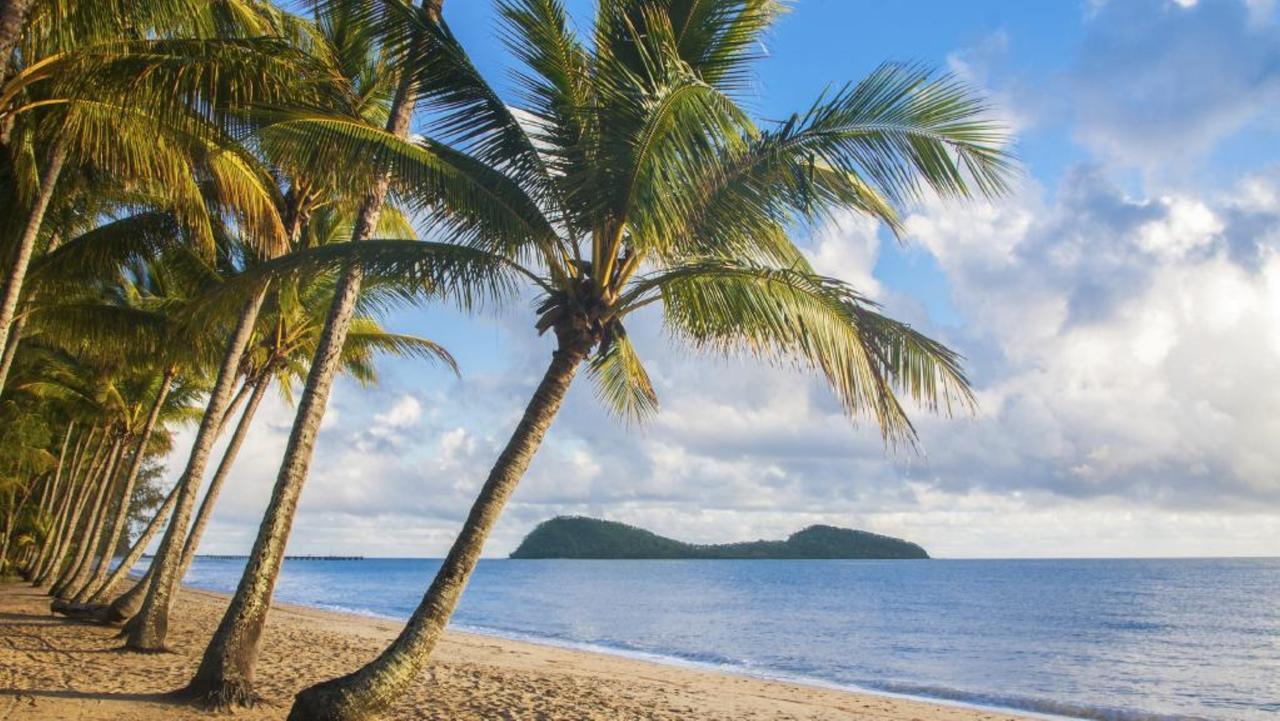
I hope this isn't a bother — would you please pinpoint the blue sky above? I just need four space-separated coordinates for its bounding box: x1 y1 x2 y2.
177 0 1280 558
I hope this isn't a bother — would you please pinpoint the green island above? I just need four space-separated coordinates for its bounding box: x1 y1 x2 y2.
510 517 929 560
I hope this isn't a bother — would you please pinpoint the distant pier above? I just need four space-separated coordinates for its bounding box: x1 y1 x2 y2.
144 554 365 561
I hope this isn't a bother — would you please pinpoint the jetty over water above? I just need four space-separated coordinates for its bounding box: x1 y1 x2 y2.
147 554 365 561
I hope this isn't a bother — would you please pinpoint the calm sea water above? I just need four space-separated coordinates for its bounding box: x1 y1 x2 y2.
177 557 1279 721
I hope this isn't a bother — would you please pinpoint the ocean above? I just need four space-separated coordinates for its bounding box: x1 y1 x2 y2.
179 556 1279 721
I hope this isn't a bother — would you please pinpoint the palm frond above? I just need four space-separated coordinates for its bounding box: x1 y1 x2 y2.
621 259 974 446
587 330 658 424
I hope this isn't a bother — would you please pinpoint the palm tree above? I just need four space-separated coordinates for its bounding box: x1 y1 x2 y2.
120 0 435 653
182 0 447 705
277 2 1012 719
0 0 307 392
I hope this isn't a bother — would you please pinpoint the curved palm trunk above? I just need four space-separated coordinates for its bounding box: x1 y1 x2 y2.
34 429 93 584
185 263 369 704
0 0 33 82
217 377 254 437
29 423 74 576
0 138 67 392
0 312 25 398
46 433 112 592
185 3 435 700
0 487 16 574
5 477 38 573
76 370 176 603
89 475 180 606
56 437 125 599
288 341 587 721
178 374 270 580
126 283 269 651
82 379 259 619
0 232 62 395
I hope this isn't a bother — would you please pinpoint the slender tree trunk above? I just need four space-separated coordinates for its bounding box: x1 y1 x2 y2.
33 427 89 583
0 138 67 392
77 370 176 602
289 340 588 721
56 437 124 599
185 4 436 700
0 232 61 395
0 487 15 574
0 0 33 84
55 438 123 596
126 283 269 651
90 478 180 606
35 428 91 582
179 374 270 579
35 433 61 516
78 376 252 617
0 310 24 393
43 430 109 589
5 476 38 572
218 377 253 437
21 425 66 578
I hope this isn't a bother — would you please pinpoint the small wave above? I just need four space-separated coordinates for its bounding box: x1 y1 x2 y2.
448 624 1196 721
871 682 1212 721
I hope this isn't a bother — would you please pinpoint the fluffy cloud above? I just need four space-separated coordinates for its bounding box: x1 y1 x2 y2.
904 167 1280 509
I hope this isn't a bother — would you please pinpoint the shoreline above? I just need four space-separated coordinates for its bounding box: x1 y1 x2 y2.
181 582 1055 721
0 580 1035 721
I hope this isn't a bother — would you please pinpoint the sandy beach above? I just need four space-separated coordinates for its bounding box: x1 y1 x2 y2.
0 581 1032 721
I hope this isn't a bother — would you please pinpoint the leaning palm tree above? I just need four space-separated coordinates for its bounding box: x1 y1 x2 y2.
181 0 450 703
122 0 436 653
189 1 1013 717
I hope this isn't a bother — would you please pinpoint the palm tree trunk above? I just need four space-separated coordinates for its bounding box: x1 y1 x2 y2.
0 232 62 394
44 430 110 589
0 487 15 575
185 1 436 700
0 311 25 398
179 374 270 579
77 369 176 602
218 376 254 437
0 137 67 391
82 376 253 616
0 0 33 84
25 424 69 573
90 478 180 606
6 476 39 572
288 340 588 721
126 283 269 651
34 429 91 581
33 425 91 583
55 436 125 599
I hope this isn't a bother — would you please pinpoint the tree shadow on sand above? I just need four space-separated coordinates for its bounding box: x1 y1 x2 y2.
0 687 181 704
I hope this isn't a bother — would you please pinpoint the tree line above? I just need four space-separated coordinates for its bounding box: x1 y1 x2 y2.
0 1 1012 719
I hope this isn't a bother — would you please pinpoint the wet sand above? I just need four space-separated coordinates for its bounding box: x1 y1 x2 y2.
0 581 1029 720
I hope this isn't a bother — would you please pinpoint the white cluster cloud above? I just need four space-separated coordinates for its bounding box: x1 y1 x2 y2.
903 168 1280 512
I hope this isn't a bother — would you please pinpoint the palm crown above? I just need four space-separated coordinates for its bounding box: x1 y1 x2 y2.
269 0 1011 444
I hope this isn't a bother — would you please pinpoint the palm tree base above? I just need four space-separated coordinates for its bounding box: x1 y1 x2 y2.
49 599 123 625
181 677 261 711
287 680 363 721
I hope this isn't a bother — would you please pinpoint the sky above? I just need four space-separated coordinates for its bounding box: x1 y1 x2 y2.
170 0 1280 559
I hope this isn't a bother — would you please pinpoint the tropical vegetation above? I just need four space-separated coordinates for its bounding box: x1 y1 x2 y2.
0 0 1012 719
